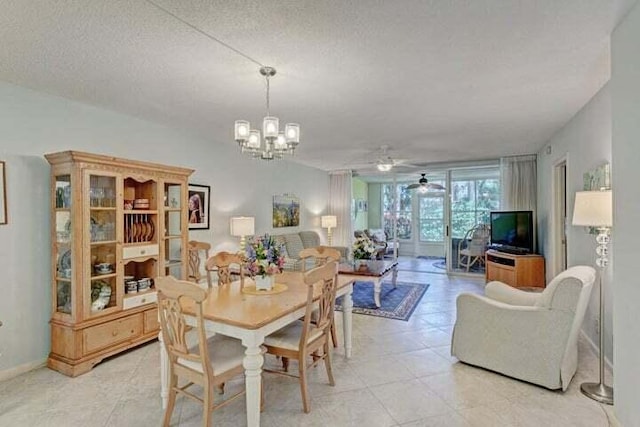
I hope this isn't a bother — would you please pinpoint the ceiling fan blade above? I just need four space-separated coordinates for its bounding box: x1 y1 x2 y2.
406 183 420 189
427 183 446 190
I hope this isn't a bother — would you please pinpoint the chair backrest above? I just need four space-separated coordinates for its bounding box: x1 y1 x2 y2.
156 275 212 383
461 224 490 252
299 261 338 350
298 246 341 272
205 251 245 288
188 241 211 285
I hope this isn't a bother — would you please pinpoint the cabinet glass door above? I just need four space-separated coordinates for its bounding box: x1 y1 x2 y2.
164 182 184 278
87 173 118 316
55 175 72 315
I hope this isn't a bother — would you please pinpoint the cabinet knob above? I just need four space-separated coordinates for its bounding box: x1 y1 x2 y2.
141 250 146 255
141 298 146 304
112 330 119 336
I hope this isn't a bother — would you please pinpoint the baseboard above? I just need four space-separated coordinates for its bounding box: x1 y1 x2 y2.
0 358 47 382
580 330 613 370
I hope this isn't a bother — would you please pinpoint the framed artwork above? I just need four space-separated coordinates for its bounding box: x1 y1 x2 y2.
273 194 300 228
0 161 6 225
188 184 210 230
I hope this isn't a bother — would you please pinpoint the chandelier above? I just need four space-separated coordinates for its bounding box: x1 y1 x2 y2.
234 66 300 160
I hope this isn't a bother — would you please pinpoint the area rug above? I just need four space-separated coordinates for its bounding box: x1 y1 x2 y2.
335 280 429 321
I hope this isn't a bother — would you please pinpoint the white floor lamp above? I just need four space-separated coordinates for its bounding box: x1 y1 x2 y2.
572 189 613 405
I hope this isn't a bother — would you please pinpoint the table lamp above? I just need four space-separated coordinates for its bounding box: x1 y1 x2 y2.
230 216 255 253
572 189 613 405
321 215 337 246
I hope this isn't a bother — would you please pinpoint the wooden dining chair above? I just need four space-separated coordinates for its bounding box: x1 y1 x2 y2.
298 246 341 348
205 251 245 289
298 246 342 272
188 241 211 286
156 275 248 427
263 261 338 413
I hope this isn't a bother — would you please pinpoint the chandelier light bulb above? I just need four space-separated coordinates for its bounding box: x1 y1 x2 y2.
263 116 279 138
235 120 250 141
248 130 261 149
285 123 300 143
275 132 287 150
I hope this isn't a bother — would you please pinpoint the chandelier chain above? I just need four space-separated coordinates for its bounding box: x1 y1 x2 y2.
266 75 270 116
145 0 265 67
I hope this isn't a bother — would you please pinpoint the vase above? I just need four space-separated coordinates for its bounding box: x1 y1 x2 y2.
354 259 368 270
255 274 274 291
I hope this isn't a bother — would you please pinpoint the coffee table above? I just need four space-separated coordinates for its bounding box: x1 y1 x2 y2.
338 259 399 308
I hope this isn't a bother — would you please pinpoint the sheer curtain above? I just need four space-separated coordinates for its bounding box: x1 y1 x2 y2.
329 170 353 248
501 155 537 211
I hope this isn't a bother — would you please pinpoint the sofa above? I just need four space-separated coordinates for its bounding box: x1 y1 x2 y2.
272 230 348 271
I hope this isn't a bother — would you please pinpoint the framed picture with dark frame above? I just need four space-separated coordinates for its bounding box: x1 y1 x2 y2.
188 184 210 230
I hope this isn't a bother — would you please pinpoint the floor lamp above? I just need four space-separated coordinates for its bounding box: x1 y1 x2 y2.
572 189 613 405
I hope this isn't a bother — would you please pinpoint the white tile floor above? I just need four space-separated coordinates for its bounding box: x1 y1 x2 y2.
0 261 614 426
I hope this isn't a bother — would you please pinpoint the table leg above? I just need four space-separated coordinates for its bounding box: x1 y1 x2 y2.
159 330 170 409
392 266 398 288
242 339 264 427
342 284 353 358
374 278 382 308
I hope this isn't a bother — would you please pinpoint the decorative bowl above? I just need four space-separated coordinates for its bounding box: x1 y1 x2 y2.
94 263 112 274
133 198 150 209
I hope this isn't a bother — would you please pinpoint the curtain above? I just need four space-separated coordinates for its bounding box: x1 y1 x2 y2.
329 170 353 247
501 155 537 211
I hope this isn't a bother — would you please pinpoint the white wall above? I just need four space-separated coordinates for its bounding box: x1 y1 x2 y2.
0 82 330 375
537 85 612 361
611 3 640 425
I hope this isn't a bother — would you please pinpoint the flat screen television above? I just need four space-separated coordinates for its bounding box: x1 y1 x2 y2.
489 210 534 254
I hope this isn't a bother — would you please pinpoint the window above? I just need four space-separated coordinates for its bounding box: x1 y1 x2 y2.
419 192 445 242
451 178 500 238
382 183 412 239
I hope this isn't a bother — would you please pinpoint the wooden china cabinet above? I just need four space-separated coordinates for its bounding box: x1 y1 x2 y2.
45 151 193 376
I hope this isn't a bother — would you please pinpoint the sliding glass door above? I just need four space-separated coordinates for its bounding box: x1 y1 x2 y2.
447 167 500 275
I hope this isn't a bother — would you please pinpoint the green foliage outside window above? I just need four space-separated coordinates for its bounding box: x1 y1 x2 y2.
382 184 412 239
451 178 500 238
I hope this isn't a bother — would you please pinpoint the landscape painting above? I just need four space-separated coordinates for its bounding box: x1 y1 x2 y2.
273 194 300 228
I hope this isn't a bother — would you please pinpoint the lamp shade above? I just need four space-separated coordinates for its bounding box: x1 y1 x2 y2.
321 215 337 229
230 216 255 236
572 190 612 227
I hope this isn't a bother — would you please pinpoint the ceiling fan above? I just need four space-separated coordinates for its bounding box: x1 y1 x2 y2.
406 173 445 192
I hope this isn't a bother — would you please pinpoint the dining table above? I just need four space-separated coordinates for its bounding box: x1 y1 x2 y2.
158 271 355 427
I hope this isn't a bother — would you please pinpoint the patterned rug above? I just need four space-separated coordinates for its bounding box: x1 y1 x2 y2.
335 280 429 321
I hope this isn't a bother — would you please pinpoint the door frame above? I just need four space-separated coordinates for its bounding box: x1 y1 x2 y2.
552 155 568 278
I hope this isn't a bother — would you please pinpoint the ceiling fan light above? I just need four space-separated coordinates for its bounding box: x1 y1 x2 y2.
377 161 393 172
418 185 428 194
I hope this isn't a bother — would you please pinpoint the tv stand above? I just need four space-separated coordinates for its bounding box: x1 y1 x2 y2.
485 249 545 288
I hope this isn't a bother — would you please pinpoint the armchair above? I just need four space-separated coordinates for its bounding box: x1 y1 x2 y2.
451 265 596 390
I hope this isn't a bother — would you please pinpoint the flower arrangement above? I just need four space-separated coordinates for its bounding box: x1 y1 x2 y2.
245 234 286 277
352 236 376 260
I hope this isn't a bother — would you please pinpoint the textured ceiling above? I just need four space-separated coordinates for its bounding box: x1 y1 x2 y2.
0 0 636 174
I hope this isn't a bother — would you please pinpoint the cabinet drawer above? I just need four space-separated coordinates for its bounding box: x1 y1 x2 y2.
123 291 157 310
83 314 142 354
144 308 160 334
123 244 159 260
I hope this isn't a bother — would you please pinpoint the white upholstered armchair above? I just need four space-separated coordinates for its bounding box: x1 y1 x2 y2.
451 265 596 390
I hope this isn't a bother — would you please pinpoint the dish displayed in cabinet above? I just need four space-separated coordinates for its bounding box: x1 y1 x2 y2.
125 214 155 243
